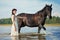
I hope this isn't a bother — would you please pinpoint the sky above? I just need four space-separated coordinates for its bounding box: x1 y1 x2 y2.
0 0 60 19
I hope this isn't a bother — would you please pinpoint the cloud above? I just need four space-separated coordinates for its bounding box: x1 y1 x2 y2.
0 0 60 19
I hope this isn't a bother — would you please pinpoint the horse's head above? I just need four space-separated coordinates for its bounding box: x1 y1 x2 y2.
45 4 52 19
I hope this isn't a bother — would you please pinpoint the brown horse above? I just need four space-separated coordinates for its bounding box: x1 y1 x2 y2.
16 4 52 33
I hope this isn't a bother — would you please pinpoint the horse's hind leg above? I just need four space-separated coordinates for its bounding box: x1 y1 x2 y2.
18 27 21 33
18 23 22 34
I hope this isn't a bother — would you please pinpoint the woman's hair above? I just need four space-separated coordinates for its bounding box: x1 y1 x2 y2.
12 8 17 15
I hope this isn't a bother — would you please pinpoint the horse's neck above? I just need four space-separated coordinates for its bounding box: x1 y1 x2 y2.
37 10 47 18
35 7 47 18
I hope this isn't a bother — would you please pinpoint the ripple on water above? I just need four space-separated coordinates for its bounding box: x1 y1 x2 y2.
0 26 60 40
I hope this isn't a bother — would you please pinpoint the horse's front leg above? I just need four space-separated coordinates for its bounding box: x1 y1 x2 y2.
18 23 21 34
42 25 47 34
38 24 42 33
42 25 46 30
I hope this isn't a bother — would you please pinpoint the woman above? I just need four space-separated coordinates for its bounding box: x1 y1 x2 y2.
11 8 18 36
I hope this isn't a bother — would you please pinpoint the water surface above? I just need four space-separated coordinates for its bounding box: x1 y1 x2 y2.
0 25 60 40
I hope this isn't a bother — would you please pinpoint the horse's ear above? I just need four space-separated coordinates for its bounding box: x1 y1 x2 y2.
50 4 52 7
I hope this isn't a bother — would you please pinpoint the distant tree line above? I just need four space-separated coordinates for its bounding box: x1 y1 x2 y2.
0 18 12 24
0 16 60 24
46 16 60 24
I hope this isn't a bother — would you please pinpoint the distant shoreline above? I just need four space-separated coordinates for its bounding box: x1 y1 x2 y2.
0 24 60 27
0 24 12 26
45 24 60 27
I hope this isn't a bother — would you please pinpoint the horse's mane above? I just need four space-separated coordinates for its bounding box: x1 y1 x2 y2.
36 6 46 14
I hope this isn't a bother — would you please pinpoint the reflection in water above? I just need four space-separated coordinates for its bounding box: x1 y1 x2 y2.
38 35 46 40
11 35 46 40
11 36 18 40
0 26 60 40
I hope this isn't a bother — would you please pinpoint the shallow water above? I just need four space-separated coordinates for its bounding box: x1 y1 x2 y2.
0 25 60 40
